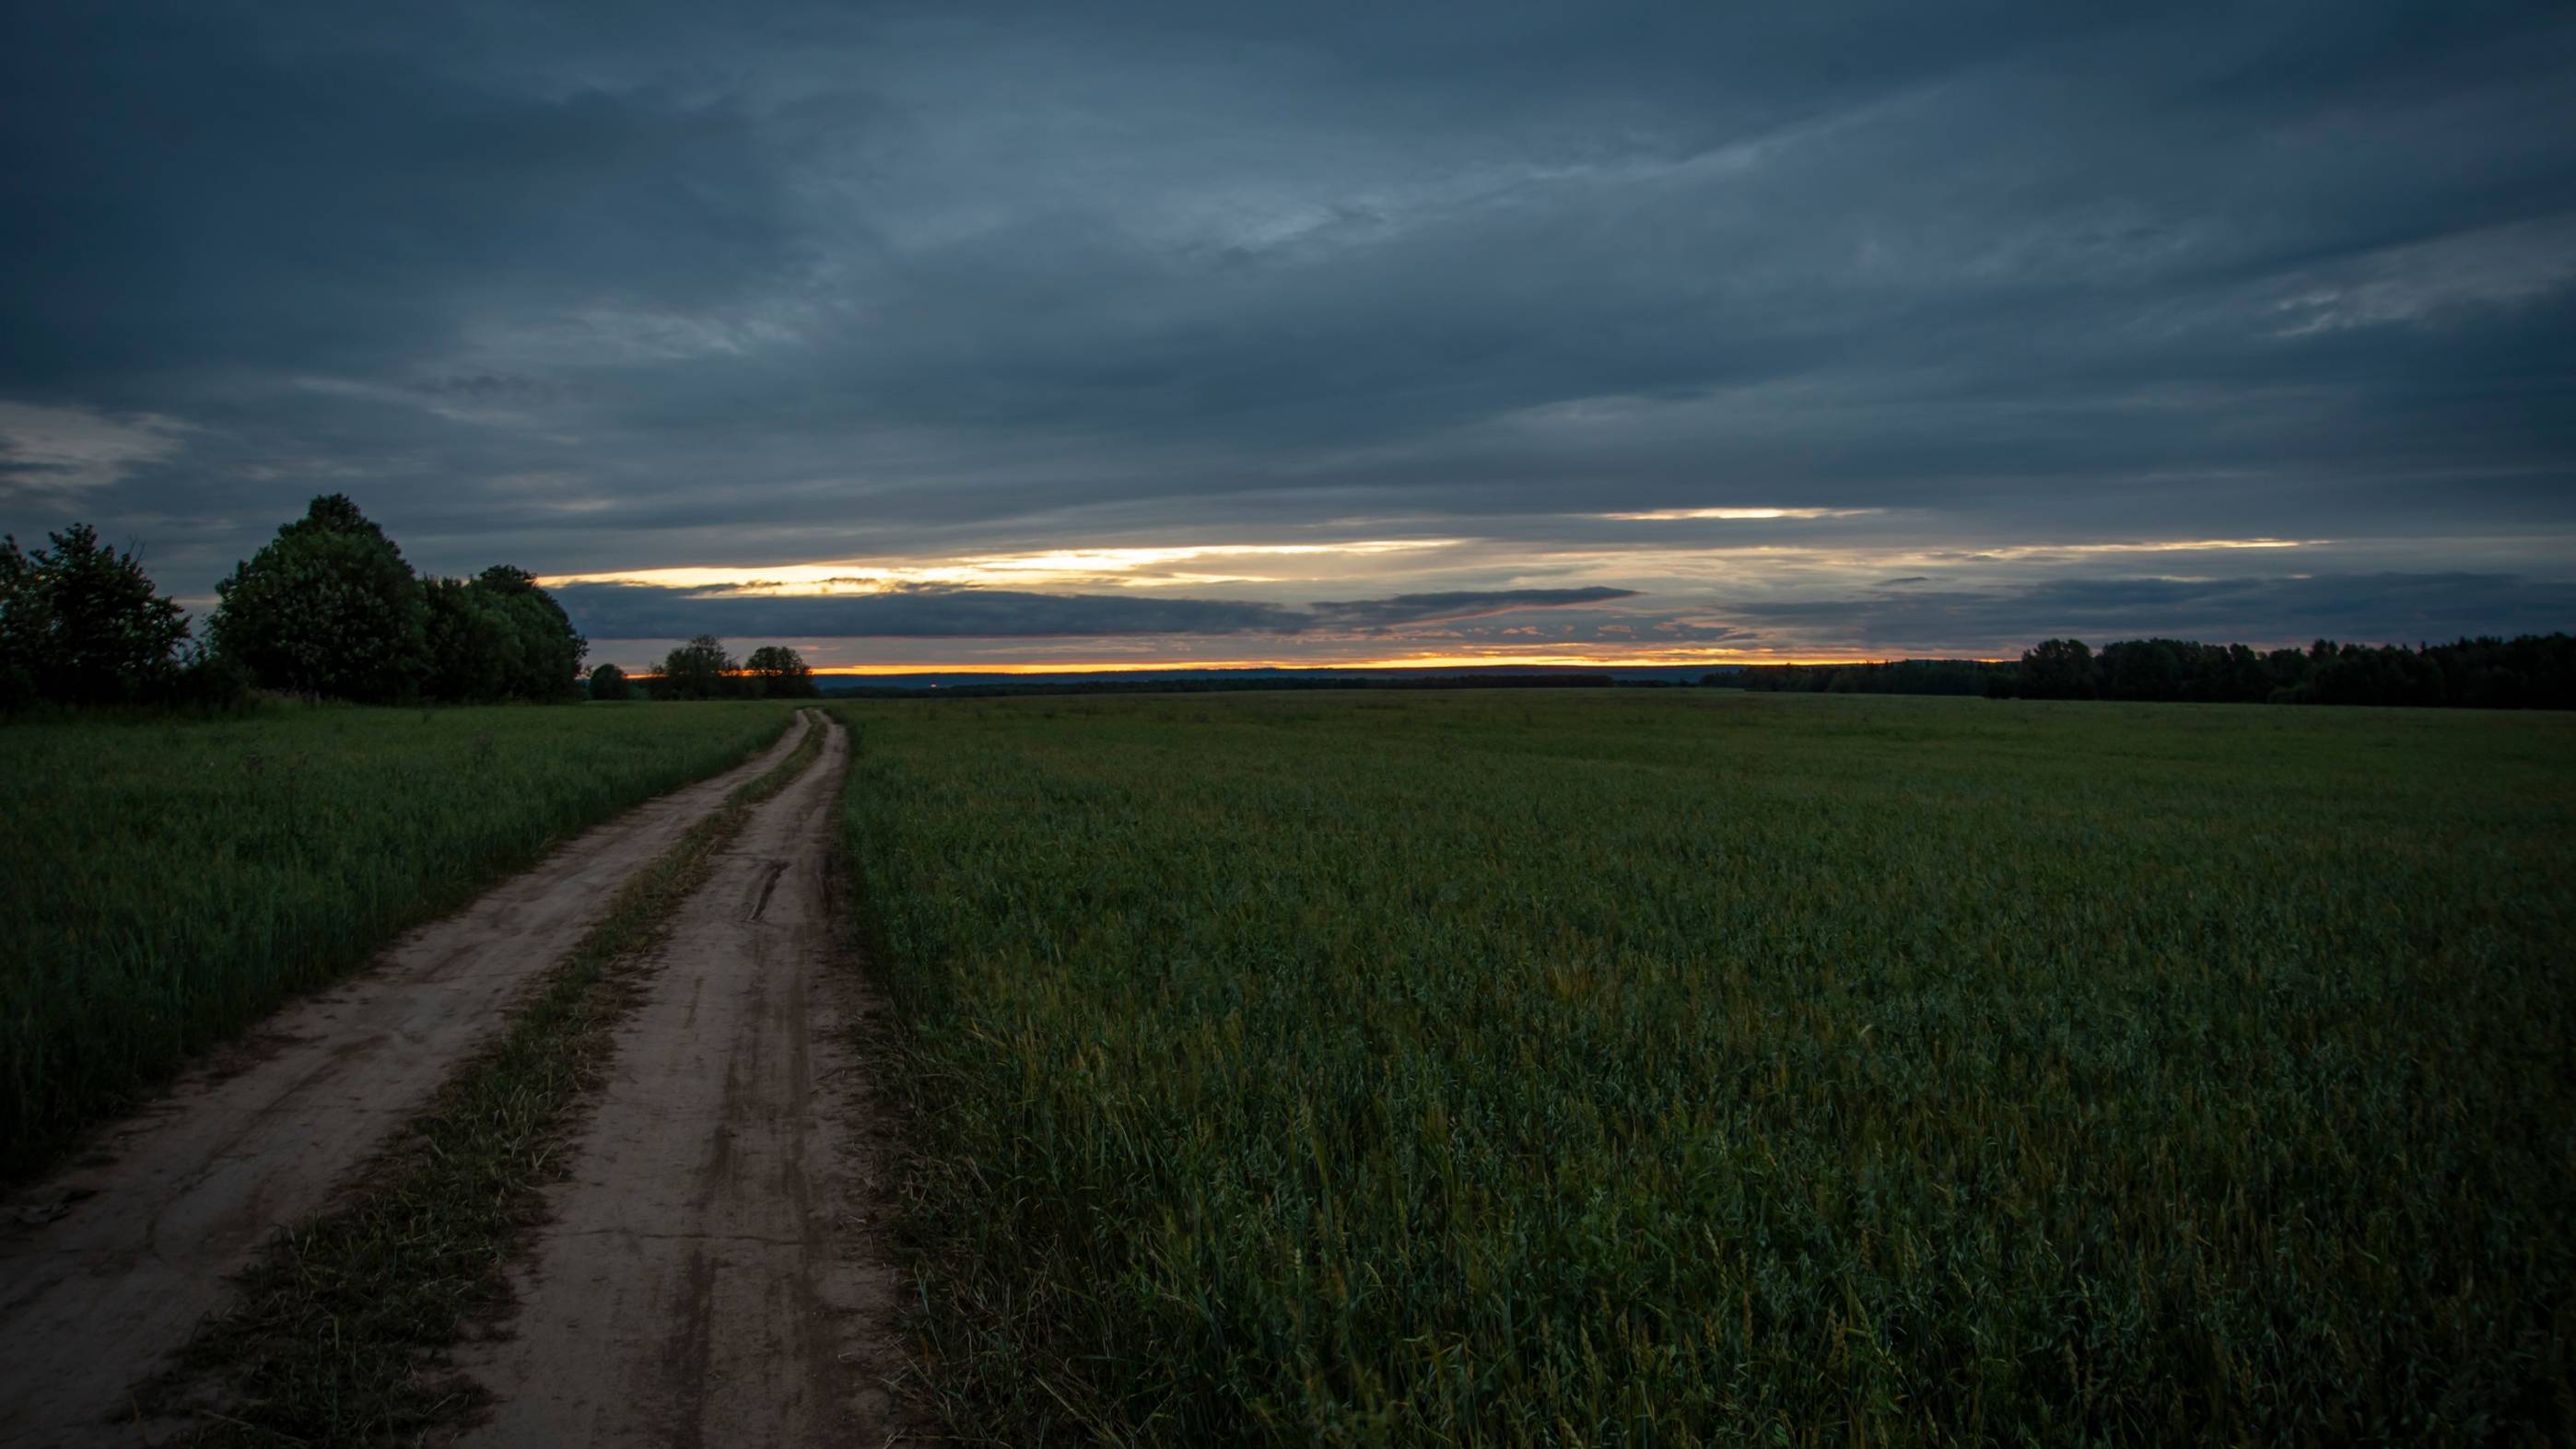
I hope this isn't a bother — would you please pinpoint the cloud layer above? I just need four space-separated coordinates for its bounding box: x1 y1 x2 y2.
553 583 1640 641
4 1 2570 666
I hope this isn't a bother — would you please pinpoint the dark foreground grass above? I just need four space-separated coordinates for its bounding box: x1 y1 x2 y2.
837 691 2576 1447
152 712 829 1447
0 701 794 1177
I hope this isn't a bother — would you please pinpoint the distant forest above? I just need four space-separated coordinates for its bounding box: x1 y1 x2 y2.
1715 634 2576 709
0 495 814 710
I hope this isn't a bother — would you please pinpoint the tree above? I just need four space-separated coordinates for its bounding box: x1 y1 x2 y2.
422 576 516 702
210 494 427 701
472 566 586 699
743 644 818 698
421 565 587 702
0 538 37 709
0 524 190 707
658 635 735 699
587 662 632 701
2099 638 2184 701
2017 637 2098 700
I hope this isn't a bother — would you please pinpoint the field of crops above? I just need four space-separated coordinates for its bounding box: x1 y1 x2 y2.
0 701 794 1176
837 690 2576 1446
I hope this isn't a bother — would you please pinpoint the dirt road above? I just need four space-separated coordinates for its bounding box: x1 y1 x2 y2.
0 719 814 1447
458 712 905 1446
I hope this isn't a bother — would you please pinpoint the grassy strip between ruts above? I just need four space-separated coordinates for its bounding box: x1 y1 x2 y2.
144 710 831 1447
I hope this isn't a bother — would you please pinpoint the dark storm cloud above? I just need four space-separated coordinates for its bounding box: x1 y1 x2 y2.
554 583 1636 640
0 6 805 395
1305 588 1636 630
554 584 1294 640
2 0 2571 649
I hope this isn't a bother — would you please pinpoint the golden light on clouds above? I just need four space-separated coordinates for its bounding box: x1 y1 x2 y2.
553 526 2384 677
539 539 1467 596
1596 507 1882 520
1950 538 2324 558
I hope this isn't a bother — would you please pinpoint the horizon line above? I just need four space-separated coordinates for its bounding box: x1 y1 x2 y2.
795 654 1973 676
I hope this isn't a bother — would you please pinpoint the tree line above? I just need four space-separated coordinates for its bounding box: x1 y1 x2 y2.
1994 634 2576 707
1707 634 2576 708
587 635 817 701
1711 659 2008 696
0 495 810 709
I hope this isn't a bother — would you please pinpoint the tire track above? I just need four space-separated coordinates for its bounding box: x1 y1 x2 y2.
459 713 911 1446
0 717 814 1447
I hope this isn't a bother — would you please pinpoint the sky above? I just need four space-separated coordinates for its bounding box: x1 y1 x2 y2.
3 1 2572 673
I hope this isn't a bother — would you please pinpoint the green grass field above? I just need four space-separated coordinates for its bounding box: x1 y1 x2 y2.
836 691 2576 1446
0 701 794 1176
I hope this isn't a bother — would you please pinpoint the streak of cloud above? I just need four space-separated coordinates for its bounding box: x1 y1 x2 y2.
555 582 1640 642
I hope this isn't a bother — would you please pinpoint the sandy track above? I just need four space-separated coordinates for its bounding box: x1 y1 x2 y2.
459 712 906 1447
0 716 814 1448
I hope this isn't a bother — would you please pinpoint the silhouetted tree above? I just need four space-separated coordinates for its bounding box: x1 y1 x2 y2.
2017 638 2098 699
471 566 586 698
2296 640 2445 707
657 635 735 699
743 644 818 697
587 662 632 701
0 541 35 710
2100 639 2184 701
210 494 427 701
422 576 514 702
0 524 190 707
422 566 586 702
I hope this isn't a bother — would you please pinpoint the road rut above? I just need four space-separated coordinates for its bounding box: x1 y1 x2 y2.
0 717 814 1447
460 712 907 1446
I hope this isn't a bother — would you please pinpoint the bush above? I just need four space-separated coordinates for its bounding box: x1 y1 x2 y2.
167 641 259 714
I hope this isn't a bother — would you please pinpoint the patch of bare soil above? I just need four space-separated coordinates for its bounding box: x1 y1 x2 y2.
456 716 919 1446
0 722 812 1448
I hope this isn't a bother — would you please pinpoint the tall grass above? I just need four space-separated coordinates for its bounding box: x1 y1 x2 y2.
0 701 794 1176
837 691 2576 1446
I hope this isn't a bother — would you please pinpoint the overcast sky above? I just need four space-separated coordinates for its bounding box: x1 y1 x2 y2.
4 1 2571 671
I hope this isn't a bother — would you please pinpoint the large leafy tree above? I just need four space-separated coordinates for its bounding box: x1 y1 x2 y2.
474 566 586 698
422 565 587 702
421 576 518 702
0 540 40 710
0 524 190 707
742 644 818 698
658 635 735 699
211 495 427 702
